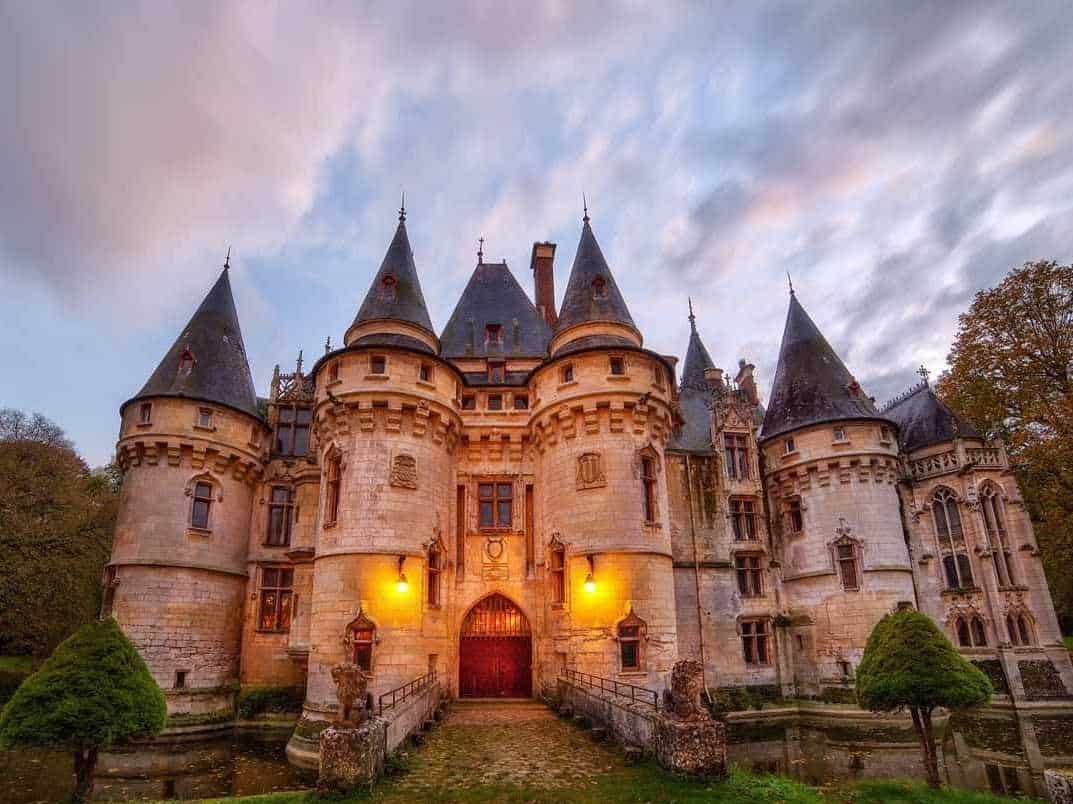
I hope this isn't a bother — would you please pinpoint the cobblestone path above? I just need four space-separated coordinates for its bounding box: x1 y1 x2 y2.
388 700 626 795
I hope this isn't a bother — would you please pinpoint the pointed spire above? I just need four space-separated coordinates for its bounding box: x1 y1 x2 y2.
787 272 794 295
554 216 638 342
680 301 715 393
224 246 231 270
477 236 484 264
761 292 883 440
582 193 590 224
128 267 260 419
348 211 435 341
399 192 405 222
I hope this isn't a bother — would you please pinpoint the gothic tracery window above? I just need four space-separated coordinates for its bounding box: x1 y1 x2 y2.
190 480 214 530
981 485 1016 587
1007 613 1033 646
258 567 293 633
730 497 758 541
617 611 646 672
934 488 973 589
266 486 294 547
275 405 311 456
955 614 988 648
724 433 750 479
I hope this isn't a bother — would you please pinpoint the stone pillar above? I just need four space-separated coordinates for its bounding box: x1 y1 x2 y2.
318 720 387 792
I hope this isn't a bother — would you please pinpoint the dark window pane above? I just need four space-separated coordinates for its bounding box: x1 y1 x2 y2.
293 425 309 456
479 501 494 526
192 500 210 529
497 483 512 498
497 501 511 526
355 644 372 671
479 484 493 499
943 556 960 589
621 641 638 669
957 554 974 587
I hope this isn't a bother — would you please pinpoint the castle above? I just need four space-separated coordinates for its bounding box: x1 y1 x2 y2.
106 207 1073 756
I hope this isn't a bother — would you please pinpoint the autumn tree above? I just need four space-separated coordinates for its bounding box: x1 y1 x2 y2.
0 411 117 656
937 260 1073 630
857 610 991 788
0 619 166 802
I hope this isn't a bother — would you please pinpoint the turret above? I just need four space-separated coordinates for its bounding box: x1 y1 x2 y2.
759 289 914 697
289 207 460 762
532 210 677 685
110 261 264 724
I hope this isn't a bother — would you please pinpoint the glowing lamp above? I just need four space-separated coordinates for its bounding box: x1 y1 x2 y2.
583 554 597 594
396 555 409 594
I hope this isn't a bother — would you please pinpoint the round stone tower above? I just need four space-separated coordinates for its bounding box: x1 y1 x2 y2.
294 209 461 743
759 290 915 695
110 264 265 725
533 213 679 687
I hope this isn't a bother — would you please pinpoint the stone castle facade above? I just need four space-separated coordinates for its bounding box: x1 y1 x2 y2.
105 207 1073 751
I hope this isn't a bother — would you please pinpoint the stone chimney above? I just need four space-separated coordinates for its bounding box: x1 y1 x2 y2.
530 241 557 329
735 359 759 405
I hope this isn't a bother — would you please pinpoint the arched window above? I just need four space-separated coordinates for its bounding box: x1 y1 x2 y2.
427 540 443 608
1018 615 1032 646
190 479 214 530
934 489 972 589
981 485 1016 587
549 539 566 605
324 453 342 526
617 610 647 672
835 539 861 591
1007 613 1034 646
956 615 987 647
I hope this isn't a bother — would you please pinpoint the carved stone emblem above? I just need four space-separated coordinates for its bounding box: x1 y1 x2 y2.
390 453 417 489
662 659 709 721
576 452 606 490
330 661 369 725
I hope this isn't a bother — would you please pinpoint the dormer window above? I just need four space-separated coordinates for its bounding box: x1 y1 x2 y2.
513 394 528 410
879 425 892 443
487 394 503 411
784 437 796 454
485 324 503 348
197 408 214 429
138 402 152 425
488 362 505 384
609 356 626 376
592 275 608 300
378 274 398 303
178 347 195 375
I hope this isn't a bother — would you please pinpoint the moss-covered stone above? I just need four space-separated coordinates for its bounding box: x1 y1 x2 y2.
237 686 304 719
1019 660 1071 700
947 712 1023 756
970 660 1010 695
1032 714 1073 756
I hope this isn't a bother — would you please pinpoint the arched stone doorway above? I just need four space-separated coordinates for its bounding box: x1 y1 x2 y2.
459 593 532 698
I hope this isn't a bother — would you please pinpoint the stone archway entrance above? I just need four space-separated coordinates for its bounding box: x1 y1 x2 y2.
459 594 532 698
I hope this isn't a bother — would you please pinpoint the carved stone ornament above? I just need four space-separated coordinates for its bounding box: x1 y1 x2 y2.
662 659 709 721
575 452 606 490
330 661 370 725
389 453 418 489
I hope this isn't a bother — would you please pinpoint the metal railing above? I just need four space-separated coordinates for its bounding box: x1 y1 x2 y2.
378 669 438 716
560 669 658 710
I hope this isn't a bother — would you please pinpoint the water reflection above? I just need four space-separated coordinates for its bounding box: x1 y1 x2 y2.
726 710 1073 798
0 733 314 803
1 712 1070 802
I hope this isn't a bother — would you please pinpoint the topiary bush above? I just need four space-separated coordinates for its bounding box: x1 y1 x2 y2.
0 618 166 802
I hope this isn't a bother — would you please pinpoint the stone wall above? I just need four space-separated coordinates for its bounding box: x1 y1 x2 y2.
556 677 657 752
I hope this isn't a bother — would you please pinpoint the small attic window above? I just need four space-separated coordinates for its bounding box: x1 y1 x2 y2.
879 425 892 443
833 426 847 442
328 361 340 382
178 347 195 375
370 355 387 375
197 408 214 429
592 275 608 300
419 363 433 383
561 364 574 384
784 437 796 454
488 362 505 384
485 324 503 347
609 356 626 376
461 394 476 410
487 394 503 411
378 274 398 303
138 402 152 425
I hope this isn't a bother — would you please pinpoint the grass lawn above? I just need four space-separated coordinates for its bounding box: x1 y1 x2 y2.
181 767 1037 804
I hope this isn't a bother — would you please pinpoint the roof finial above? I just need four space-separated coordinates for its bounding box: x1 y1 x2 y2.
787 272 794 295
224 246 231 270
399 192 406 223
296 349 304 375
477 236 484 263
582 193 590 224
687 297 697 333
918 364 930 385
325 335 332 354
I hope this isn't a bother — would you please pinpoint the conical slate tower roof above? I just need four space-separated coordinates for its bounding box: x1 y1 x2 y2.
128 266 260 419
884 383 980 452
669 303 716 453
680 302 715 392
440 259 552 359
761 292 882 440
555 216 637 337
349 212 434 337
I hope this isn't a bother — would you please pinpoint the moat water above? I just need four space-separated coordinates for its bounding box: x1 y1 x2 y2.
1 709 1071 801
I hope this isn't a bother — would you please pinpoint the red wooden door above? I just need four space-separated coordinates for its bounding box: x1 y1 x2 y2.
459 594 533 698
459 637 531 697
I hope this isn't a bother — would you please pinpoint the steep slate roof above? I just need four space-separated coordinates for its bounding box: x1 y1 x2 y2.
761 292 884 441
669 311 716 453
884 383 981 452
554 218 636 339
440 260 551 359
350 215 435 336
129 267 260 419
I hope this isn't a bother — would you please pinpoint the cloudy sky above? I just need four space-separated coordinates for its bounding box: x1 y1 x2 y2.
2 1 1072 466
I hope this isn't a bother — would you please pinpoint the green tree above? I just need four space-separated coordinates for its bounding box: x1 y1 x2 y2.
0 618 166 802
937 260 1073 630
856 610 991 788
0 412 117 656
